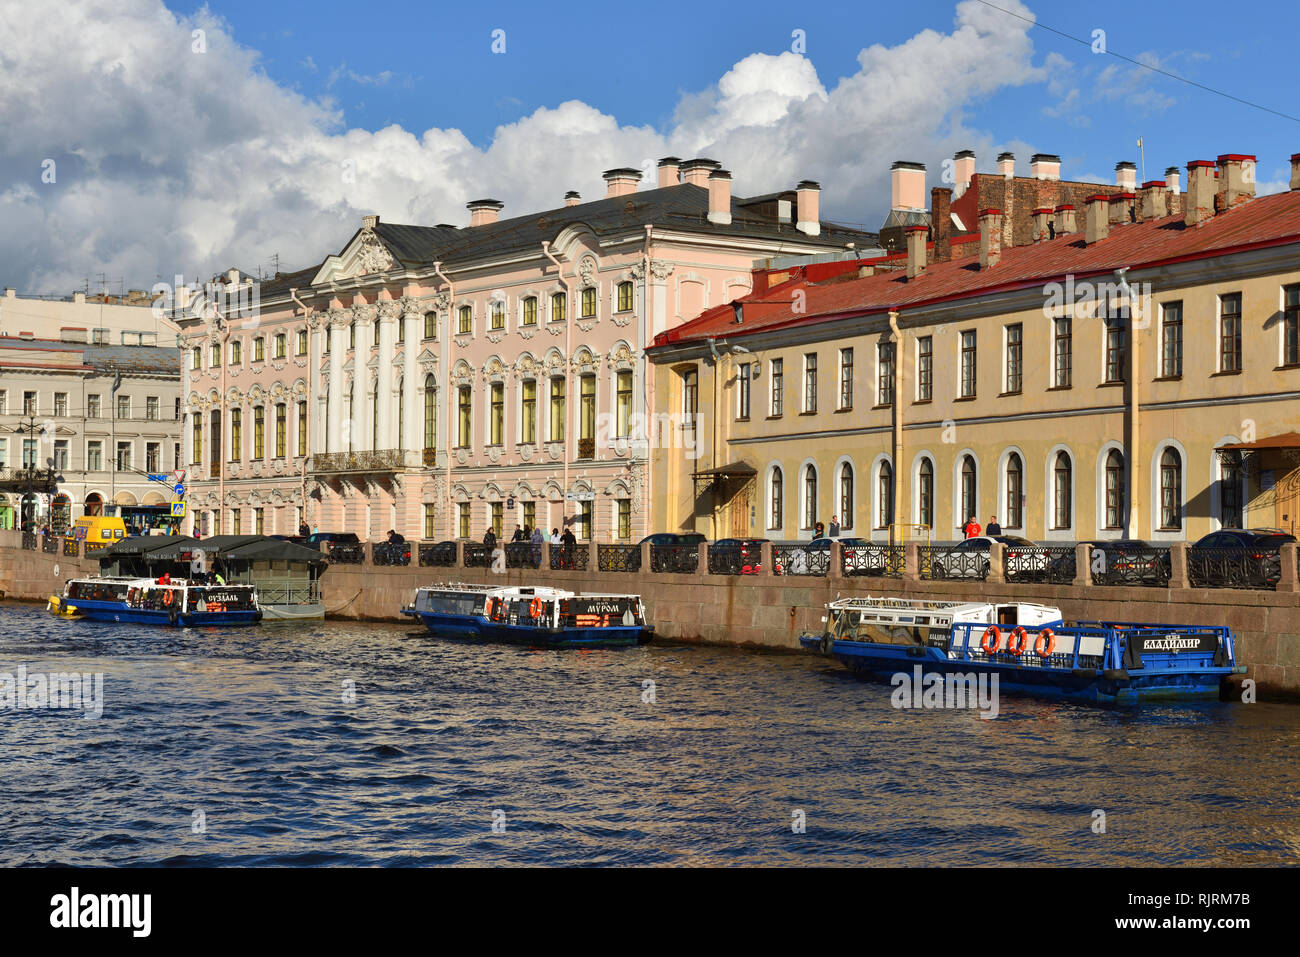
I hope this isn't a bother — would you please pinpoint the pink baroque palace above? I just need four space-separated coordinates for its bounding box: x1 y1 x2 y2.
177 158 875 544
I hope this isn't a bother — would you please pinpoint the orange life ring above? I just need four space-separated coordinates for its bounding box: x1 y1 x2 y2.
162 590 174 607
1006 626 1028 656
1035 628 1056 658
529 598 542 619
485 597 498 619
980 625 1001 655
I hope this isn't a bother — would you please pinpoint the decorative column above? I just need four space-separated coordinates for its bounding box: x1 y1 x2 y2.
307 314 325 456
400 297 421 465
377 300 399 453
353 303 375 452
327 308 348 453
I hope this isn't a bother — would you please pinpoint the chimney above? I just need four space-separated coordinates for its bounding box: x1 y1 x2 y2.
1139 181 1168 220
1217 154 1256 208
1032 207 1052 242
930 186 953 262
656 157 682 188
1085 195 1110 244
1115 161 1137 191
1054 204 1077 236
602 168 642 198
564 191 581 207
997 152 1015 178
978 208 1002 268
795 180 821 236
467 199 505 226
362 214 379 230
890 161 927 211
1185 161 1216 227
1030 153 1061 181
681 158 720 188
73 290 85 304
905 225 928 279
1108 192 1136 225
707 169 733 225
953 150 975 198
1165 166 1181 194
1291 153 1300 191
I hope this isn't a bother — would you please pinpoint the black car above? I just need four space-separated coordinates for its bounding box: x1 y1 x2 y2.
1061 539 1171 586
708 537 769 574
1189 528 1297 587
374 534 411 566
304 531 364 563
640 532 706 572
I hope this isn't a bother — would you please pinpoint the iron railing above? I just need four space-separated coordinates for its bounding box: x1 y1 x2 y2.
21 531 37 550
418 542 457 567
649 543 699 574
326 543 365 564
463 544 491 568
920 545 990 581
772 544 829 576
1187 547 1280 590
549 543 590 571
309 449 405 473
707 543 764 575
598 544 641 572
1004 545 1076 584
842 543 905 578
41 535 60 554
250 582 322 604
1090 546 1171 587
62 538 80 557
372 542 411 566
505 542 540 569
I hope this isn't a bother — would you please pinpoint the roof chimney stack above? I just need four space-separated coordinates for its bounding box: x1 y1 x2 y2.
953 150 976 198
707 169 733 225
656 157 682 188
905 225 928 279
467 199 505 227
1108 192 1136 225
1053 204 1076 236
602 168 642 198
1291 153 1300 191
1030 153 1061 181
1185 161 1216 227
680 158 720 188
795 180 821 236
1032 207 1052 242
890 161 927 211
1216 154 1256 208
1085 195 1110 244
1165 166 1181 194
1115 161 1137 191
997 152 1015 179
978 208 1002 268
930 186 953 262
1139 181 1168 220
564 190 581 207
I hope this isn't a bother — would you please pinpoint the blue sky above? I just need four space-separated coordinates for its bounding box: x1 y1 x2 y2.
2 0 1297 292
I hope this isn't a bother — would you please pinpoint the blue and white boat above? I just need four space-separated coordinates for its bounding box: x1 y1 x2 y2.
403 583 651 647
799 596 1241 704
51 576 262 627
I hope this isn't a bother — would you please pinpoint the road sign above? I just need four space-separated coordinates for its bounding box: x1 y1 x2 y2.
506 497 515 508
174 483 185 497
147 473 167 482
171 502 187 517
564 491 595 502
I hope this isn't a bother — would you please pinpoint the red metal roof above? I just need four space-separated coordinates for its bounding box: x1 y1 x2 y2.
653 190 1300 347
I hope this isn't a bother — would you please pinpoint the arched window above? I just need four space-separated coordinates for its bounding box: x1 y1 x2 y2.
1160 448 1182 530
423 376 437 453
802 464 818 530
1104 450 1124 529
769 467 783 530
960 455 976 528
839 463 854 530
1005 453 1022 529
1053 452 1072 529
877 461 893 529
918 459 933 530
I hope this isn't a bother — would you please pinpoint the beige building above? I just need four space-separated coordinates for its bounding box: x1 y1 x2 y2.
650 152 1300 544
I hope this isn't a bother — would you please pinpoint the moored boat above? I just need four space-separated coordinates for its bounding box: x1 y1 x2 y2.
799 596 1241 704
47 577 141 619
403 583 652 647
59 577 263 627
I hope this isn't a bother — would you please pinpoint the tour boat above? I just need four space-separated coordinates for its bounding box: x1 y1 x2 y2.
51 577 263 627
402 583 652 647
47 577 141 619
799 596 1242 704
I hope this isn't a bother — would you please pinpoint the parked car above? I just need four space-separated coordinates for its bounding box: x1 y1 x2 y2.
304 531 364 562
838 537 895 576
928 535 1036 580
1071 539 1170 585
709 537 769 574
1188 528 1297 586
773 536 840 576
373 534 411 566
640 532 707 573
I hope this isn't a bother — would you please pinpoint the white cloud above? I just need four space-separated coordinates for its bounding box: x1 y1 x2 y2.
0 0 1049 293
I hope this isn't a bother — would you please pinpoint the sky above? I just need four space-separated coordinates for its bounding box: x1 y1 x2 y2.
1 0 1297 295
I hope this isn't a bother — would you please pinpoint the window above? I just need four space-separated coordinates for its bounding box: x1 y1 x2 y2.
1161 302 1183 377
578 500 592 541
191 415 201 465
22 439 36 468
617 499 631 539
1160 448 1182 530
522 297 538 327
960 455 976 528
1005 453 1022 529
275 404 287 458
424 312 437 339
770 359 784 416
521 380 537 444
229 339 242 365
1053 452 1072 529
769 467 783 529
617 281 634 313
87 441 103 471
297 329 308 355
616 371 633 438
209 410 221 470
350 323 356 350
0 391 6 415
210 342 221 366
397 319 405 344
839 464 854 529
1004 323 1022 393
918 459 933 530
917 336 932 401
838 348 853 410
231 408 244 461
146 396 159 420
491 301 505 331
1104 314 1126 383
580 287 596 319
551 293 566 323
877 461 893 529
456 305 472 334
297 401 308 456
252 406 264 459
959 330 977 398
254 337 265 362
1219 293 1242 372
802 465 818 530
681 370 697 442
1220 451 1243 529
116 441 132 471
736 363 751 419
549 377 566 442
374 320 380 347
191 347 202 370
803 353 817 412
232 509 242 535
425 504 437 539
491 502 503 537
1105 450 1125 529
275 333 287 359
1285 286 1300 366
458 503 471 539
175 444 181 471
489 383 504 446
579 375 596 448
146 442 160 472
522 501 536 531
255 508 265 535
423 376 437 452
53 392 68 416
23 391 37 415
457 386 472 448
54 439 69 470
1053 317 1072 388
174 397 181 420
88 393 100 418
116 395 130 419
876 342 894 406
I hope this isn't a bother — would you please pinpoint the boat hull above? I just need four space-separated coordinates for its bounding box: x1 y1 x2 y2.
77 604 262 627
406 609 650 647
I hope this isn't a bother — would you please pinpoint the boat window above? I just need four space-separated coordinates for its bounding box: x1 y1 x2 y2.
997 605 1018 626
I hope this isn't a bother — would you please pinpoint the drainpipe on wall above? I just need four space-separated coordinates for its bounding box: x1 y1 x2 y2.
433 262 454 536
1116 267 1140 537
542 242 572 532
888 309 904 542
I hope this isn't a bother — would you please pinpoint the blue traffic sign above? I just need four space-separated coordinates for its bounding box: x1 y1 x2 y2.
174 483 185 497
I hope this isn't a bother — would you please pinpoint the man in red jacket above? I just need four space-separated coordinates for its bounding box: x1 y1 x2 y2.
963 516 981 539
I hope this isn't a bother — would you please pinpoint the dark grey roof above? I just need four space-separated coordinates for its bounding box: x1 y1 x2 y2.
0 338 180 375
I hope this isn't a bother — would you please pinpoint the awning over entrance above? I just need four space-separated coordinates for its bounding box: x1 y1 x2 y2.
1216 432 1300 452
690 461 758 483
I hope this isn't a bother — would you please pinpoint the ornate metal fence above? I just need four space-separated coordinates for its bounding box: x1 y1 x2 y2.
62 538 80 557
550 543 590 571
920 545 989 580
505 542 540 569
371 542 411 566
842 543 905 578
327 543 365 565
1005 545 1076 584
772 544 828 576
418 542 457 567
42 535 60 554
1187 547 1280 590
598 544 641 573
650 544 698 574
21 531 36 550
1090 546 1171 587
463 544 491 568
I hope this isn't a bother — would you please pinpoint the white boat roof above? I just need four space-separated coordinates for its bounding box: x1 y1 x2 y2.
827 596 1062 622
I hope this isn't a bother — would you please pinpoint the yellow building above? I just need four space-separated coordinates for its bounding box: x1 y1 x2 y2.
650 154 1300 544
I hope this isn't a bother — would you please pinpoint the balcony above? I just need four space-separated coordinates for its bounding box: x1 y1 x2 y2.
310 450 406 474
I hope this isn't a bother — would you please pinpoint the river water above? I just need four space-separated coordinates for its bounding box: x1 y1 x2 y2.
1 602 1297 866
